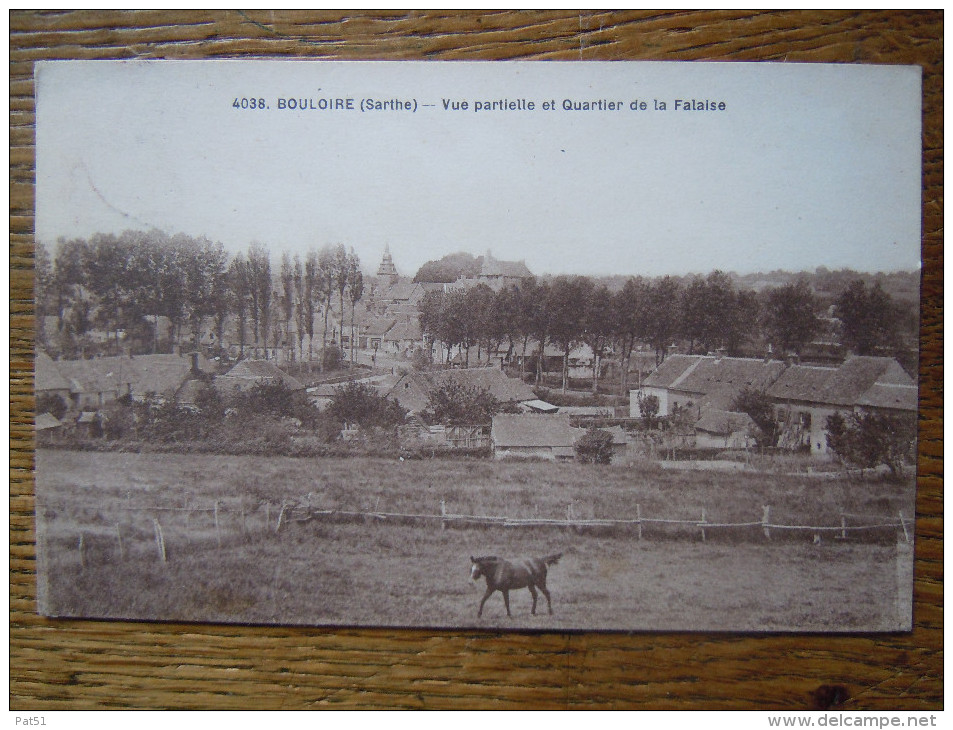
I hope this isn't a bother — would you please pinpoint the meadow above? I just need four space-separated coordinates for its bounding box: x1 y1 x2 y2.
34 449 914 632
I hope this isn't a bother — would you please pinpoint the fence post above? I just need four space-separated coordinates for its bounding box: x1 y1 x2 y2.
213 501 223 547
152 518 167 563
266 502 271 532
115 523 124 561
838 515 847 541
440 499 447 530
78 532 86 569
762 506 771 540
700 508 707 542
898 511 911 544
636 503 643 541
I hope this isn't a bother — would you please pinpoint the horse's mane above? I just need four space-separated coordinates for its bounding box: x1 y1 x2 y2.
472 555 499 564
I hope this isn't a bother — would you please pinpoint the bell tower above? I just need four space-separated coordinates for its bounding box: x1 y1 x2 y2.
377 244 398 280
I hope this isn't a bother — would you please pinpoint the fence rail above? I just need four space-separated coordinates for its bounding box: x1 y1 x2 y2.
42 493 912 569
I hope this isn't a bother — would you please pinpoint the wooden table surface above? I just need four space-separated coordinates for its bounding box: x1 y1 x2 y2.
10 10 943 710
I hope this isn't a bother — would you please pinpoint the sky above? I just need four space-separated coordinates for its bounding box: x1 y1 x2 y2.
35 60 922 278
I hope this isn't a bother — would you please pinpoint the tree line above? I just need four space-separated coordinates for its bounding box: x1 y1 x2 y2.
418 271 909 393
35 230 363 367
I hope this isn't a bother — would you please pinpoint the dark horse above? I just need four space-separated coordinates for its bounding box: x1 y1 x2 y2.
469 553 562 617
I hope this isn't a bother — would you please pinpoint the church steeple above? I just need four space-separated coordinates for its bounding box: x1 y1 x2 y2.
377 244 398 279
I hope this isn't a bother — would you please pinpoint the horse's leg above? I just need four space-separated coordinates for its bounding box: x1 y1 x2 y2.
528 585 539 615
477 587 494 618
502 589 511 617
539 585 553 615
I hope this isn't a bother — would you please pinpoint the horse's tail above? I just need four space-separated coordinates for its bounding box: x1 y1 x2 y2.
542 552 562 567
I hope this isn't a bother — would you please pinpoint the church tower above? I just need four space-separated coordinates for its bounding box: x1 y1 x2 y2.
377 244 398 279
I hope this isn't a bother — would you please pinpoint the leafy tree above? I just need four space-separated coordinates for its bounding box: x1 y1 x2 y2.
725 288 761 356
304 249 323 362
413 252 481 283
346 251 364 364
246 243 272 357
731 387 779 447
34 242 55 319
574 427 614 464
280 253 296 361
228 254 252 358
826 410 916 478
327 381 406 430
317 245 340 366
423 380 500 426
636 392 660 428
233 381 299 419
547 276 590 392
763 280 820 355
581 282 614 394
465 283 499 364
645 276 682 365
834 280 901 355
680 271 745 355
613 276 648 395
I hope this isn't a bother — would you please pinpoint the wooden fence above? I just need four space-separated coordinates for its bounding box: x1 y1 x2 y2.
44 494 912 568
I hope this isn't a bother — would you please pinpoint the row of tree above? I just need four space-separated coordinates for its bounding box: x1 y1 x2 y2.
419 272 907 393
36 230 364 366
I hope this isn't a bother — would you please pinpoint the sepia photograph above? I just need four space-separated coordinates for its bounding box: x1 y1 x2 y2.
33 60 921 632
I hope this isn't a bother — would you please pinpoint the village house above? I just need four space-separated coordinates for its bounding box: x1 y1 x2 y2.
35 350 213 410
490 414 627 462
215 359 306 395
767 355 917 455
491 414 581 461
450 251 534 292
385 366 538 415
631 353 917 457
693 409 757 449
631 354 787 418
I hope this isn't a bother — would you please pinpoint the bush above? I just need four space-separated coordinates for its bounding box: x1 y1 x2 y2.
574 427 614 464
731 387 780 447
37 393 68 419
826 410 916 478
327 381 407 430
423 380 500 426
232 381 298 419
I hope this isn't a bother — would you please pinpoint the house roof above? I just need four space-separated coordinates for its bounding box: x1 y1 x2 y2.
387 367 537 413
480 256 533 279
385 319 422 342
767 356 916 410
45 353 209 398
854 383 918 412
766 364 837 403
491 414 579 448
362 317 397 337
818 356 913 406
520 399 560 413
221 360 305 390
492 416 626 449
674 357 787 398
642 355 704 389
35 351 72 392
695 409 756 435
380 279 423 303
35 413 63 430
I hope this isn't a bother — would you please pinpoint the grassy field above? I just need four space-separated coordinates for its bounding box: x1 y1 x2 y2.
35 449 914 632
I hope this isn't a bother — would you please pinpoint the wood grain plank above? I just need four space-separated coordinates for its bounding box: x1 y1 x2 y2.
10 9 942 710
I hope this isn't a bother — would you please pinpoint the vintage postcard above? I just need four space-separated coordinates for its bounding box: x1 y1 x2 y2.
33 61 921 631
